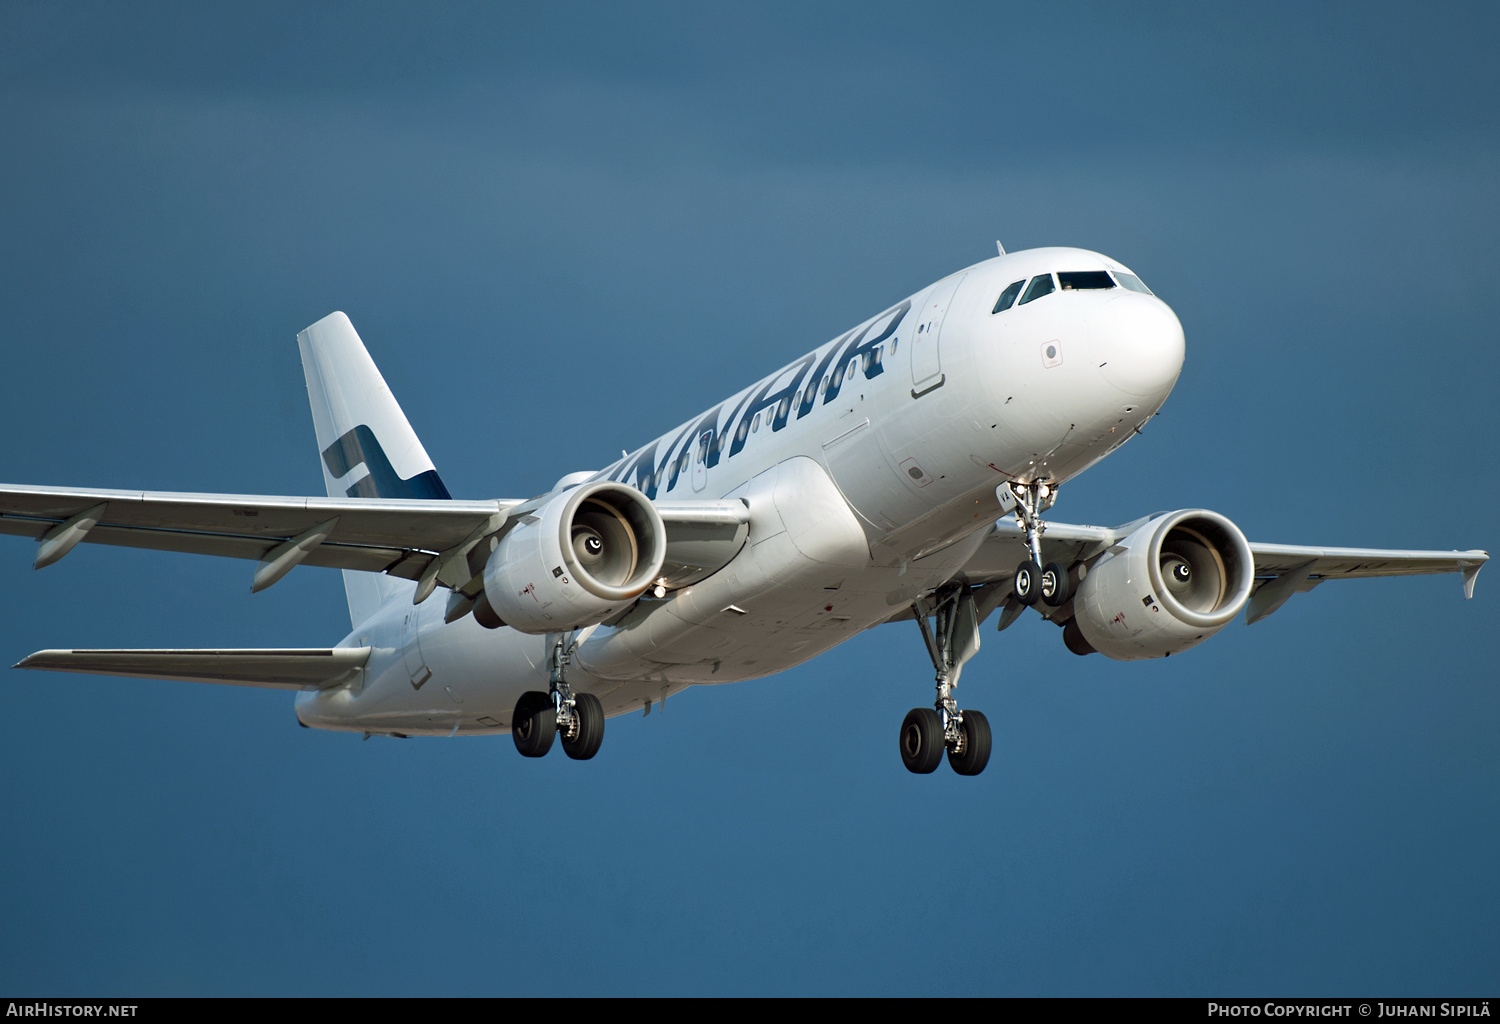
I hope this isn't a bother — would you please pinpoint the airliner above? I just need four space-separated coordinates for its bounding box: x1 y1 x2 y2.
3 246 1486 775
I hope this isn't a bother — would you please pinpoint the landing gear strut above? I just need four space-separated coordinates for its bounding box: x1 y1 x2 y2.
512 631 604 760
902 583 992 776
1008 481 1070 608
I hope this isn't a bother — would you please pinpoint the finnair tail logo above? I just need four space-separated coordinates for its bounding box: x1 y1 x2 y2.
321 425 452 500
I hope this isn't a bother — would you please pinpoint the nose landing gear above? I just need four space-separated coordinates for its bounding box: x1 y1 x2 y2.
901 583 994 776
1008 481 1070 608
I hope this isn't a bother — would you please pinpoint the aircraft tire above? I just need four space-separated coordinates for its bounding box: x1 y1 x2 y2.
1040 562 1071 606
561 692 605 761
1014 560 1043 606
899 708 945 774
512 690 557 757
947 709 992 776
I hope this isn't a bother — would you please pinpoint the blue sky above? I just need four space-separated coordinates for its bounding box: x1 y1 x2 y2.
0 1 1495 995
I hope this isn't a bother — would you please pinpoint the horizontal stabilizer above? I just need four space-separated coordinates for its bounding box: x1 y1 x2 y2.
15 647 371 690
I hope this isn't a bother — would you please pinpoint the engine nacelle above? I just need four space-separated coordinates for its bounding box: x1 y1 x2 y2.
1071 509 1254 661
479 482 666 635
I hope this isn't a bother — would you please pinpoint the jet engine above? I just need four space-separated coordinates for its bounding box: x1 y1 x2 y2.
476 481 666 634
1069 509 1254 660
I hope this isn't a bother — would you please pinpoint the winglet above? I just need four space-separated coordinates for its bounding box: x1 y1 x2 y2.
1461 559 1484 600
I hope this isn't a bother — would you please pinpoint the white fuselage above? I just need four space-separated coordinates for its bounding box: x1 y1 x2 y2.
295 247 1185 736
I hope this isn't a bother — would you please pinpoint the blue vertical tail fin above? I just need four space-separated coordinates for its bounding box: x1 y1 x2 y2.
297 312 451 626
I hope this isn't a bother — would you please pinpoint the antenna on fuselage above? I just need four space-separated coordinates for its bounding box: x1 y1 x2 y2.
996 240 1006 256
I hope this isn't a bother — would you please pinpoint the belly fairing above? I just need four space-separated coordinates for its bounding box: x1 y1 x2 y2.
576 456 873 681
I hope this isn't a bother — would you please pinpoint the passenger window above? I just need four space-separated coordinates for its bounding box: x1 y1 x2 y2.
992 280 1025 313
1018 274 1055 305
1057 271 1114 290
1113 272 1153 295
752 412 761 433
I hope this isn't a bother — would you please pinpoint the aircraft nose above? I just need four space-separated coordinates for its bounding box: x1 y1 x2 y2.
1096 297 1185 399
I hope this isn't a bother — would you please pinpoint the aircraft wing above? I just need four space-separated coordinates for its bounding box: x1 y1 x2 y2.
0 483 750 597
0 483 517 585
958 518 1487 624
1235 541 1487 623
15 647 371 690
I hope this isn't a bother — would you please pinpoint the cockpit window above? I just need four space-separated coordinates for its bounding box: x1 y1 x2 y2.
1057 271 1114 290
1018 274 1055 305
1113 271 1153 295
991 280 1025 314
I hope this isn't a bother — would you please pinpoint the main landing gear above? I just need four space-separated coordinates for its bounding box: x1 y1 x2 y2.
1008 481 1070 610
513 633 604 761
902 583 992 776
898 482 1071 777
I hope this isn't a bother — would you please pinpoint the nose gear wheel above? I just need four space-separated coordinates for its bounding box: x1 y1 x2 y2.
1014 560 1043 606
1040 561 1071 606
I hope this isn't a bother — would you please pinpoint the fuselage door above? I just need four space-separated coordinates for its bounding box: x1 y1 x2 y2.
402 605 432 689
910 273 966 394
692 431 711 492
